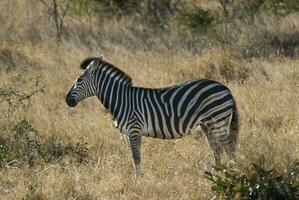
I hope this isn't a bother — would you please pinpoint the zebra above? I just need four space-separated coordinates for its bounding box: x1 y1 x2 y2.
66 57 239 177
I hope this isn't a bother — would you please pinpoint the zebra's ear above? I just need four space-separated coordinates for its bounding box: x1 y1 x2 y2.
80 57 98 70
87 58 100 71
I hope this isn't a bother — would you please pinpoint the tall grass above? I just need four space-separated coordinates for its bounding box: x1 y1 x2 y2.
0 0 298 199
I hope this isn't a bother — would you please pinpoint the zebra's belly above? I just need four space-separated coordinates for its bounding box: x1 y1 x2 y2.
141 116 192 139
142 129 186 139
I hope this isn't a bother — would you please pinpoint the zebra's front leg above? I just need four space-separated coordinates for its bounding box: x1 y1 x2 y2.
129 132 142 178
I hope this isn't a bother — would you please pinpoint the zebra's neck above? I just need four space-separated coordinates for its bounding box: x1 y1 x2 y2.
94 62 133 125
97 82 131 119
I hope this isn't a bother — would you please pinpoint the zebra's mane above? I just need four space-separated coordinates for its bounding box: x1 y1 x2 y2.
80 57 133 86
80 57 99 70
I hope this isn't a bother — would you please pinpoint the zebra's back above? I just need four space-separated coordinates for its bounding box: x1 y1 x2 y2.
138 79 235 139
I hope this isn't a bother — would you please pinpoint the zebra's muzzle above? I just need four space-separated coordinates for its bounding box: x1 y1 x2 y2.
66 97 77 107
66 95 77 107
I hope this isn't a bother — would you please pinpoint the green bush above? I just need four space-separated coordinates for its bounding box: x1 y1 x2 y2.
71 0 140 17
267 0 299 16
204 161 299 199
0 144 16 168
175 7 216 33
72 0 178 26
0 119 91 169
12 119 36 138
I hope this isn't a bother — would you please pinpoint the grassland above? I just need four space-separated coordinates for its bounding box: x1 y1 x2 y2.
0 0 298 199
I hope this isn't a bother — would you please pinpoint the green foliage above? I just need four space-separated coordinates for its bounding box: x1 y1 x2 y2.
236 0 267 21
176 0 299 33
245 0 267 14
175 7 215 33
36 141 67 164
12 119 36 138
228 0 299 21
267 0 299 16
204 161 299 199
71 0 140 16
0 88 5 97
0 119 90 169
96 0 140 15
66 142 89 163
70 0 95 15
72 0 181 26
0 144 16 168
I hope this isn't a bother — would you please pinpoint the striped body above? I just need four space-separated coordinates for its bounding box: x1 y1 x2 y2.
66 57 239 177
112 80 234 140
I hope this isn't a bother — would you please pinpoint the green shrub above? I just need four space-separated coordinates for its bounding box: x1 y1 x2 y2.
204 161 299 199
12 119 36 138
267 0 299 16
71 0 140 17
0 144 16 168
175 7 216 33
36 144 64 163
66 142 89 163
0 119 91 169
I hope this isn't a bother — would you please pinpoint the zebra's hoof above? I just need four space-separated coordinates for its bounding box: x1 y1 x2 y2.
132 172 143 181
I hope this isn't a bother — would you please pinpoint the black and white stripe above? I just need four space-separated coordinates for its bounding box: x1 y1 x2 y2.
66 57 239 176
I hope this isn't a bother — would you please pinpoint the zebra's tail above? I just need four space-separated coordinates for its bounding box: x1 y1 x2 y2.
230 99 239 147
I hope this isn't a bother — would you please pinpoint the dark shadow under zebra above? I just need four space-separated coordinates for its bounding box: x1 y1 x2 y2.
66 57 239 177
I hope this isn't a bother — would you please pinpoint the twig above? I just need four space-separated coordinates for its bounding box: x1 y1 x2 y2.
0 78 45 109
37 0 71 43
58 0 71 42
37 0 50 10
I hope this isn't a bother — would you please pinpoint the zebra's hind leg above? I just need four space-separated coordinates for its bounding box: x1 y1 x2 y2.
200 124 222 165
208 138 222 165
222 135 237 168
210 116 237 167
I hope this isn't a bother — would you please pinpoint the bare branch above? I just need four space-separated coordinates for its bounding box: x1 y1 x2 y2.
38 0 71 43
37 0 50 10
59 0 71 36
219 0 229 18
61 0 71 19
0 77 45 110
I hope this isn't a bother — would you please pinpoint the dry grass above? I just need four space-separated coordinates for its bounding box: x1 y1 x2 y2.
0 0 298 199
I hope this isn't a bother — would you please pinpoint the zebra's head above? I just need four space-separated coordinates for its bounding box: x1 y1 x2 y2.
66 57 100 107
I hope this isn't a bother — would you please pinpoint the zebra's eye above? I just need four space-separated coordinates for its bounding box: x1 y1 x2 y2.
77 77 83 82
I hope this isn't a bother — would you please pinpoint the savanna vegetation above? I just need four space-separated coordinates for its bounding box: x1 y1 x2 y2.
0 0 298 199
